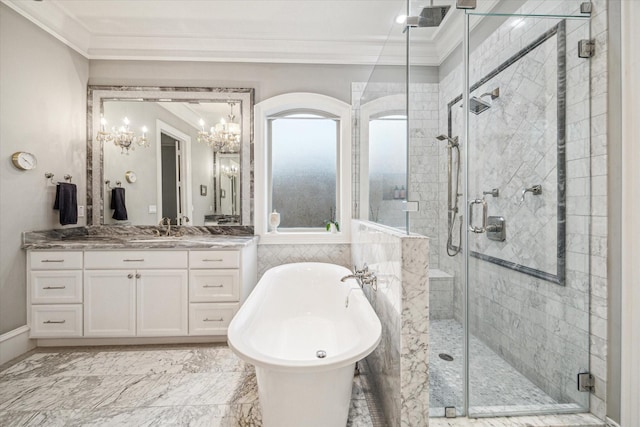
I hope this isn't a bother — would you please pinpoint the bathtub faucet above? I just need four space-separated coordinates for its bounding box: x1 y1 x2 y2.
341 264 378 291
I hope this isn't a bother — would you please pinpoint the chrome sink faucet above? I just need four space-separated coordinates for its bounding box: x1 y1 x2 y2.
158 217 171 236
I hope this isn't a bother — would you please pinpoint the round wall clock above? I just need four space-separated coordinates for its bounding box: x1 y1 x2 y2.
11 152 37 171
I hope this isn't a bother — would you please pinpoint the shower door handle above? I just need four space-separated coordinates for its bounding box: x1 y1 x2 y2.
468 198 488 233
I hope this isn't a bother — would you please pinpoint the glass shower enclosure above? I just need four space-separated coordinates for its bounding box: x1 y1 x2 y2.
354 0 593 419
410 3 593 418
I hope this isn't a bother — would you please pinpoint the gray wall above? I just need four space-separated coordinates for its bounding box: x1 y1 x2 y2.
0 4 89 334
90 61 417 104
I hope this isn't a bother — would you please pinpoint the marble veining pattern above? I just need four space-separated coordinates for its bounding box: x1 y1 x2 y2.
22 226 257 250
0 344 377 426
436 2 594 412
351 220 429 427
430 413 604 427
428 319 584 417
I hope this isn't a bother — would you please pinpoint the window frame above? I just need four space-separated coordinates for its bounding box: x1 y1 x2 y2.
255 93 352 244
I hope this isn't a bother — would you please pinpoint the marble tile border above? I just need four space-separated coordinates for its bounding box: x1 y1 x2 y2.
446 20 569 285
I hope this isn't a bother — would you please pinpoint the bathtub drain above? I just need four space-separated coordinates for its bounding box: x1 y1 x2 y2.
316 350 327 359
439 353 454 362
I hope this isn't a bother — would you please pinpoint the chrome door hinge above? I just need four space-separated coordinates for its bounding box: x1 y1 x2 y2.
578 39 596 58
577 372 595 392
580 2 593 14
456 0 476 9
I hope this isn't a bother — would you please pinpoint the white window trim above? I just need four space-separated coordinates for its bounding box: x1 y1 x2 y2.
255 92 352 244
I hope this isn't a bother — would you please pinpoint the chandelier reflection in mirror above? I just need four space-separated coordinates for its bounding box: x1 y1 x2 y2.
197 101 241 153
96 116 149 154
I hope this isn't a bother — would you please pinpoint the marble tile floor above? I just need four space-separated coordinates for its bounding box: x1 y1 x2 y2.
429 413 604 427
429 319 583 418
0 344 376 427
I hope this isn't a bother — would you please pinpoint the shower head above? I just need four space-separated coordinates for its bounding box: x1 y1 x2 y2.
436 134 459 147
469 97 491 115
417 4 451 27
406 0 450 29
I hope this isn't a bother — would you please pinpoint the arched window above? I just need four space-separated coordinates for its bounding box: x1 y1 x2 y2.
255 93 352 243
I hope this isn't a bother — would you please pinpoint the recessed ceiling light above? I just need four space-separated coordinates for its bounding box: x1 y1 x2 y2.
395 14 407 24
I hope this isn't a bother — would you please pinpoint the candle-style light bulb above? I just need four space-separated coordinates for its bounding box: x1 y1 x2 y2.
199 119 205 131
100 117 107 131
141 126 148 137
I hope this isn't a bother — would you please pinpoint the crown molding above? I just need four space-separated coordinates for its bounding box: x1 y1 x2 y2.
2 0 497 66
1 0 90 57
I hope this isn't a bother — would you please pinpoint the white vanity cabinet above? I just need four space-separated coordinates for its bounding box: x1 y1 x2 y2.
27 240 257 342
188 249 257 335
83 251 188 337
28 251 83 338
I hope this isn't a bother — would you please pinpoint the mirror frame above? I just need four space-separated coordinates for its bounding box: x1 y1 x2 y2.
87 86 254 226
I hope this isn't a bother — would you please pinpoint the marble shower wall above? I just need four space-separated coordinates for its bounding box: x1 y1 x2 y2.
351 220 429 427
437 0 598 411
407 83 441 268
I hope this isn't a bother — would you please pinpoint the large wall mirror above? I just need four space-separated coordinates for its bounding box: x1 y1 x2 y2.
87 86 254 226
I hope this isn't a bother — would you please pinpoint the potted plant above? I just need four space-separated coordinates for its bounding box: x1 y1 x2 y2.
325 207 339 233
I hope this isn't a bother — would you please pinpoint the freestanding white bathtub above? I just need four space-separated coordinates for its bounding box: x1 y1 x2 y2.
228 262 381 427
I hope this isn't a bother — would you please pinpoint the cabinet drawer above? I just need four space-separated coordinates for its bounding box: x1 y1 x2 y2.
190 270 239 302
189 303 238 335
30 251 82 270
84 251 187 269
189 251 239 269
31 305 82 338
31 271 82 304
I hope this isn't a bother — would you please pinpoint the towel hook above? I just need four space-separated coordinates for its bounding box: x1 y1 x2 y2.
45 173 72 185
105 180 122 189
45 172 55 185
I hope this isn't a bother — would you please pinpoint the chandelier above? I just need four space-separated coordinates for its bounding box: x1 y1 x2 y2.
221 164 239 178
97 116 148 154
197 101 241 153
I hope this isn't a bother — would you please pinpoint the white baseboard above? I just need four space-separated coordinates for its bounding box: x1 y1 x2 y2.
36 336 228 347
0 325 36 365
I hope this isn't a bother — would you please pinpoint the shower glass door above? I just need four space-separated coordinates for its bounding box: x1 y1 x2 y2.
464 6 591 417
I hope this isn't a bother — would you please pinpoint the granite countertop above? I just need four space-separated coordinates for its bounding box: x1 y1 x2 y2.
22 226 258 250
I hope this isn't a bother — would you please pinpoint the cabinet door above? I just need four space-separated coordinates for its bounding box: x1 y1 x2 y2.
137 270 188 336
84 270 136 337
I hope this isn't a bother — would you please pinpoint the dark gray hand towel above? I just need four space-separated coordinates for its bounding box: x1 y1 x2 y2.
53 182 78 225
111 187 128 220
